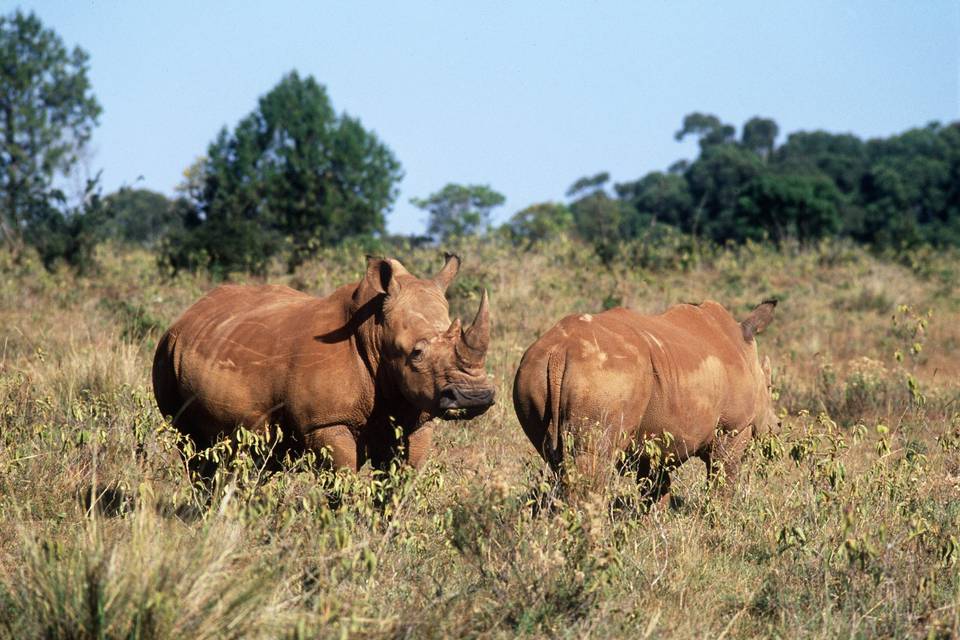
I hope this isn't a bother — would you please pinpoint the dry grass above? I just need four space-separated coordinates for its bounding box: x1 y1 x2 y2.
1 238 959 638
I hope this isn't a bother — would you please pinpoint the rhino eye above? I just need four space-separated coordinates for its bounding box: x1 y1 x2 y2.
410 346 425 362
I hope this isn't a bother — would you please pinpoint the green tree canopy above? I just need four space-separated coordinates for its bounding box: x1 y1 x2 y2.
567 174 634 264
412 183 505 241
506 201 573 245
164 71 403 274
741 117 779 160
603 113 960 252
566 172 611 198
22 175 109 273
735 173 843 243
684 143 764 242
675 113 736 151
103 188 174 247
776 130 867 194
615 171 692 231
0 9 101 255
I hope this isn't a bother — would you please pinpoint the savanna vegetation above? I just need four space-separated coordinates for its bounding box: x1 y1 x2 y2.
2 8 960 639
2 237 960 638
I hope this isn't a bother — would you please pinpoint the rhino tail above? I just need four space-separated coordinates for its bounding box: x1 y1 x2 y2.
544 347 567 469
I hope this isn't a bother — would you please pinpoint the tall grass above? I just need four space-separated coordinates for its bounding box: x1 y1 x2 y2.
4 510 290 639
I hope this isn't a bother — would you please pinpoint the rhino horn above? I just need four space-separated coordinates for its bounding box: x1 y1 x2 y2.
456 290 490 369
444 317 462 339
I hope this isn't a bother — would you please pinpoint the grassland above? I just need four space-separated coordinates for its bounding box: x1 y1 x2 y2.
1 238 959 638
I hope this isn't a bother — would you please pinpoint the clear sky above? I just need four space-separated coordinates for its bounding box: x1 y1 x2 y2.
20 1 960 234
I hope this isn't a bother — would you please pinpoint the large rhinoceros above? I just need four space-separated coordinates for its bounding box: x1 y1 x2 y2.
513 299 778 502
152 253 495 474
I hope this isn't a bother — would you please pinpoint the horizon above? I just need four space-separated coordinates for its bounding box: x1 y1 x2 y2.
22 1 960 234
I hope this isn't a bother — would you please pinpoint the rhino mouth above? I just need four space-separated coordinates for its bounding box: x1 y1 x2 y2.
438 385 495 420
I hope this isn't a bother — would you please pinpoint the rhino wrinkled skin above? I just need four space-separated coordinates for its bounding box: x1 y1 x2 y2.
513 299 778 501
152 254 495 473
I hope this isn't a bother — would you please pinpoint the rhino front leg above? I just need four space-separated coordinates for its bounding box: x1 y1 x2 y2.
305 425 361 471
367 421 435 471
703 425 752 491
405 422 435 469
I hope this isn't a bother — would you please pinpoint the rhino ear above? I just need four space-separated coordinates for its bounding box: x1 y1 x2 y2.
365 256 401 297
741 299 777 342
434 252 461 292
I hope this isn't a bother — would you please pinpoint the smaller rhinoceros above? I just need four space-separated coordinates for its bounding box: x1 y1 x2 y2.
513 299 778 502
152 253 495 477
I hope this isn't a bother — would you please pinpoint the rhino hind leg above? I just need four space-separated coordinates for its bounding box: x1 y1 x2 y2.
631 454 673 509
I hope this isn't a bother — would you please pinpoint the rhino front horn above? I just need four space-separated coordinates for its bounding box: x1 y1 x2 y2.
457 290 490 369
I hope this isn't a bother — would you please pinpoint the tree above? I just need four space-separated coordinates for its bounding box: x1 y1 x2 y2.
775 130 866 194
735 173 843 243
675 112 736 151
164 71 403 274
566 172 611 198
564 172 642 263
0 10 101 255
611 112 960 253
935 123 960 245
162 146 282 276
412 184 505 241
103 187 174 246
565 172 634 264
684 144 764 242
22 174 110 273
506 201 573 245
741 117 779 160
858 123 954 246
855 164 921 247
570 191 624 263
615 171 692 231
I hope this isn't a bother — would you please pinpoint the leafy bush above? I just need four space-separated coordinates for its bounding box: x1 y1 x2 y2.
21 179 110 274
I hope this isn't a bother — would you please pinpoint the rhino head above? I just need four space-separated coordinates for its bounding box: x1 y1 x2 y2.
740 299 780 436
361 253 496 420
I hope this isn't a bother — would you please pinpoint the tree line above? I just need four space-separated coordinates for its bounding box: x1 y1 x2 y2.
3 9 959 275
571 113 960 262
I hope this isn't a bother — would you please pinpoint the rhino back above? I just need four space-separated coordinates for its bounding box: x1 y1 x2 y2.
156 284 366 443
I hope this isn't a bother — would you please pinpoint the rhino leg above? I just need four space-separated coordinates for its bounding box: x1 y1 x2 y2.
404 422 435 469
305 425 361 471
703 425 752 490
367 422 435 471
187 454 218 484
633 455 672 508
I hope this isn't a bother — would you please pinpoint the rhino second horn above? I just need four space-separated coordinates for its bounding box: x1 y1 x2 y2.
445 317 462 339
456 290 490 368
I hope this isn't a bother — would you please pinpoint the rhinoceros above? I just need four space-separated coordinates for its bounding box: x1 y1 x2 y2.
513 299 778 502
152 254 495 474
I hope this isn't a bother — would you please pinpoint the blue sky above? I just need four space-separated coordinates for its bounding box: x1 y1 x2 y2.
22 1 960 234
